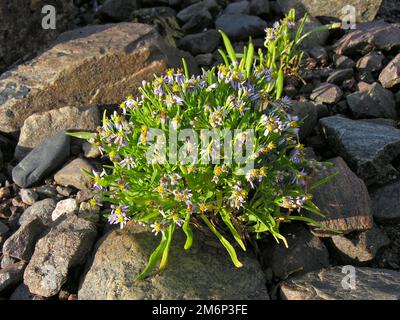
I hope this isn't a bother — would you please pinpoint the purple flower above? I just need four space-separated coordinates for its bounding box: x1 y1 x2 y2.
108 205 130 229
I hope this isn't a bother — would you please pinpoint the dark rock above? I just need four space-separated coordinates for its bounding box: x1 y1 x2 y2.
0 262 26 294
177 2 206 22
356 51 384 72
98 0 140 21
215 14 267 41
0 220 9 245
356 70 376 84
298 16 329 49
76 190 94 204
379 53 400 89
309 46 328 65
333 54 356 69
35 185 59 200
310 83 343 104
195 53 214 66
82 142 101 159
249 0 270 17
371 181 400 224
360 118 397 127
281 266 400 300
346 82 397 119
326 68 353 85
179 30 220 55
54 158 94 190
12 132 70 188
224 1 250 14
10 283 45 300
290 100 318 140
181 10 213 34
18 198 58 227
130 7 177 23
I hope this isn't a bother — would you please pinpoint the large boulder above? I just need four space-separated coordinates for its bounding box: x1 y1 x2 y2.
78 223 269 300
0 23 198 133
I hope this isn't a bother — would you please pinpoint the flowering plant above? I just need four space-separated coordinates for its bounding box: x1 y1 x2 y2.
69 10 334 280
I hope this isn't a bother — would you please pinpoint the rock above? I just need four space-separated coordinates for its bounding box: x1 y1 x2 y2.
0 23 198 133
319 116 400 185
1 255 17 269
280 266 400 300
18 198 58 227
35 185 59 200
24 215 97 297
290 100 318 140
326 68 354 85
130 7 177 24
333 54 356 69
277 0 381 22
12 132 70 188
195 53 214 66
224 1 250 15
298 16 329 49
328 225 390 264
309 46 328 65
15 106 100 160
56 186 74 197
20 189 39 206
181 9 213 34
0 262 26 294
360 118 397 127
310 83 343 104
177 2 206 22
215 14 267 41
379 53 400 89
346 82 397 119
98 0 140 21
0 220 9 245
78 202 100 223
10 283 45 300
54 158 94 190
76 190 94 204
78 223 269 300
82 142 101 159
259 223 330 280
2 218 47 262
335 20 400 56
356 51 384 72
370 181 400 224
179 30 220 55
51 199 78 222
249 0 270 17
0 1 78 74
309 157 373 236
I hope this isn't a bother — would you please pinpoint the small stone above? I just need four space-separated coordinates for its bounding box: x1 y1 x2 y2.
10 283 45 300
356 70 375 84
326 69 353 85
309 46 328 65
224 1 250 15
56 185 74 197
178 30 220 55
333 54 356 69
370 181 400 224
19 198 58 227
0 186 10 199
54 158 94 190
356 51 384 72
379 53 400 89
310 83 343 104
290 100 318 140
215 14 267 41
76 189 94 204
82 142 101 159
51 198 78 222
19 189 38 205
0 262 26 294
1 255 17 269
78 202 100 223
35 185 59 199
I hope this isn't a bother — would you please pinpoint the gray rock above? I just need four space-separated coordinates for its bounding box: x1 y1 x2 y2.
281 266 400 300
20 189 38 205
326 69 354 85
290 100 318 139
379 53 400 89
19 198 58 227
195 53 214 66
10 283 45 300
2 218 47 261
356 51 384 72
35 185 59 199
12 132 70 188
0 220 9 245
310 83 343 104
54 158 94 190
15 106 100 160
335 20 400 56
1 255 17 269
177 2 206 22
309 157 373 236
346 82 397 119
0 262 26 294
51 199 78 222
370 181 400 224
179 30 220 55
224 1 250 15
360 118 398 127
78 223 269 300
82 142 101 159
130 7 177 24
98 0 140 21
333 54 356 69
259 223 330 280
319 116 400 186
298 16 329 49
24 215 97 297
56 186 73 197
181 9 213 34
249 0 270 17
78 202 100 223
309 46 328 65
328 225 390 264
215 14 267 41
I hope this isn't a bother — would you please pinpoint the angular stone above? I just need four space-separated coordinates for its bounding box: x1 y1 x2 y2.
215 14 267 41
333 54 356 69
370 181 400 224
281 267 400 300
290 100 318 140
1 255 17 269
51 199 78 222
379 53 400 89
259 223 330 280
2 218 47 262
224 1 250 15
326 69 354 85
15 106 100 160
20 189 38 206
78 223 269 300
298 16 329 49
18 198 58 227
0 262 26 294
0 23 198 133
12 132 70 188
181 8 213 34
356 51 384 72
24 215 97 297
309 157 373 236
98 0 140 21
319 116 400 186
82 142 101 159
335 20 400 56
249 0 270 17
10 283 45 300
78 202 100 223
310 83 343 104
177 2 206 22
179 30 220 55
54 158 94 190
346 82 397 119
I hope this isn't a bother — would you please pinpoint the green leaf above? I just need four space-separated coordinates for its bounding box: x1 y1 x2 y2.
276 68 284 99
219 30 237 63
182 212 193 250
136 234 167 281
182 58 189 78
218 49 229 66
200 214 243 268
220 210 246 251
309 172 338 191
245 38 254 78
65 131 95 140
159 223 175 272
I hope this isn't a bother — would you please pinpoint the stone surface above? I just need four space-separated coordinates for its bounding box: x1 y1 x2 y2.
215 14 267 41
15 106 100 160
298 16 329 49
309 157 373 236
333 54 356 69
98 0 140 21
54 158 94 190
370 181 400 224
179 30 220 55
79 223 269 300
0 23 198 133
328 225 390 264
1 255 17 269
2 218 47 262
12 132 70 188
224 1 250 15
130 7 177 24
20 189 39 206
82 142 101 159
326 69 354 85
277 0 381 22
310 83 343 104
356 51 384 72
335 20 400 56
51 199 78 222
259 223 330 280
177 2 207 22
346 82 397 119
10 283 45 300
0 220 9 244
280 266 400 300
24 215 97 297
319 116 400 186
0 262 26 294
78 202 100 223
19 198 58 227
290 100 318 139
250 0 270 17
195 53 214 66
379 53 400 89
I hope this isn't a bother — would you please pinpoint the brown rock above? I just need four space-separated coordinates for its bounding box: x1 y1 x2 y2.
379 53 400 89
54 158 94 190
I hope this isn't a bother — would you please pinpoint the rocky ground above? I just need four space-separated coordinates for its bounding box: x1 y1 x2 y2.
1 0 400 300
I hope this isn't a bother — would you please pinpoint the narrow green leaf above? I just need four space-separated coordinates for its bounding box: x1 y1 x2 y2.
182 58 189 78
159 223 175 272
136 235 167 281
65 131 95 140
220 210 246 251
219 30 237 63
245 38 254 78
276 68 284 99
218 49 229 66
182 212 193 250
